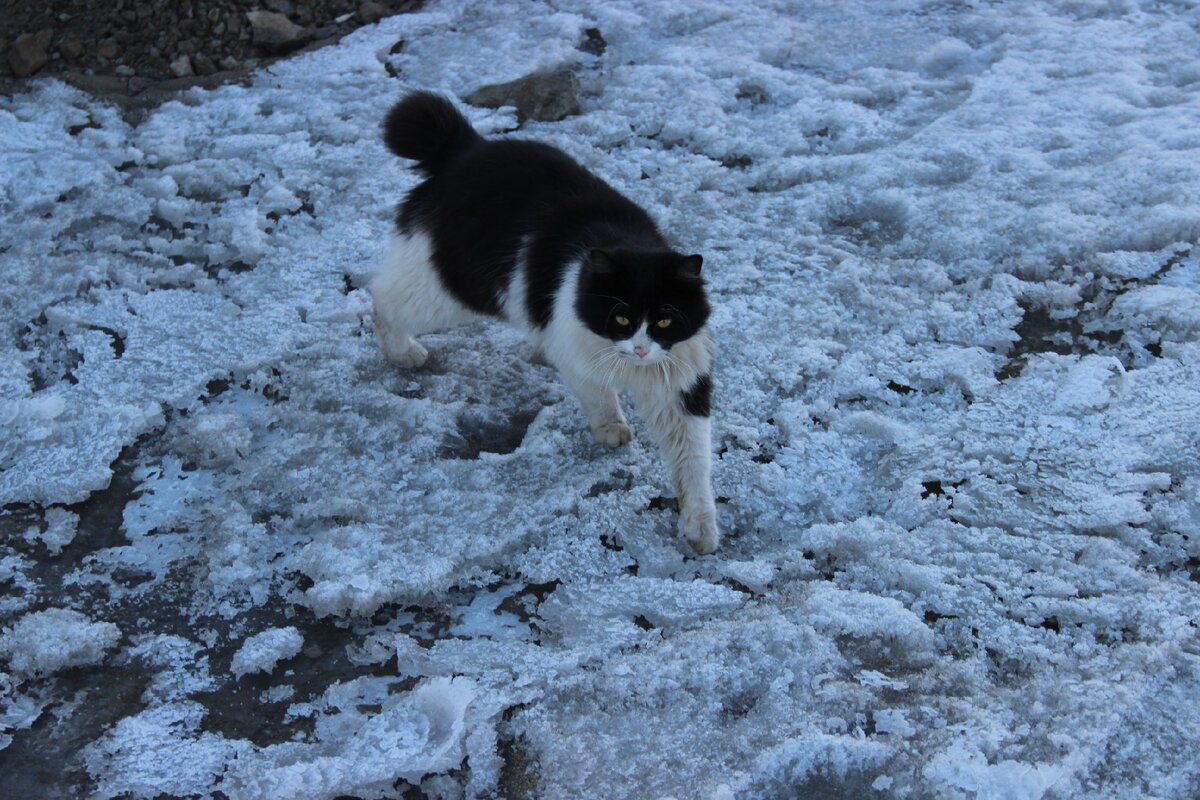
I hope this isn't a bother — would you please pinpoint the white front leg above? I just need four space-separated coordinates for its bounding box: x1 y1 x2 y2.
640 374 719 554
558 367 633 448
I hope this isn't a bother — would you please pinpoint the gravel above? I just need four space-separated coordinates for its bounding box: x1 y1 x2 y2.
1 0 424 101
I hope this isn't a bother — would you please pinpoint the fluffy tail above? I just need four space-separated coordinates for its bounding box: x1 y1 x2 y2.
382 91 482 174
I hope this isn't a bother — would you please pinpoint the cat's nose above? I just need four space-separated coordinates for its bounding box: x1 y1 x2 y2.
634 345 649 358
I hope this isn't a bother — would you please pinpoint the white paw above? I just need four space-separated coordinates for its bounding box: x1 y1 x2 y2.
594 421 633 447
381 338 428 368
682 514 720 555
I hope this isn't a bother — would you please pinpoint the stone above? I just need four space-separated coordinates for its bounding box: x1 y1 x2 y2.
169 54 193 77
115 64 135 77
265 0 296 16
580 27 606 56
96 38 120 60
246 10 312 53
9 34 49 77
59 40 85 60
193 54 217 75
359 2 388 24
466 67 581 124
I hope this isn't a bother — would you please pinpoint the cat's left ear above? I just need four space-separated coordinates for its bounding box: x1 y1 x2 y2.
587 249 620 274
677 254 704 275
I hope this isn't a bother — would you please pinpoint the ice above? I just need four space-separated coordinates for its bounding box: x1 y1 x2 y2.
23 506 78 554
0 608 120 678
924 741 1067 800
2 0 1200 796
0 673 46 751
222 677 478 800
1109 284 1200 343
230 627 304 678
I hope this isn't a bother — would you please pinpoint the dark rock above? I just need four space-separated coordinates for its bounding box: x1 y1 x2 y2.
60 40 85 60
466 67 581 123
359 2 389 24
246 10 312 53
580 27 606 56
96 38 119 60
265 0 296 15
9 33 49 77
193 53 217 75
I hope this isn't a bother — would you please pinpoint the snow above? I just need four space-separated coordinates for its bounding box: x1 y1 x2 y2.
2 0 1200 797
223 676 478 800
230 627 305 678
24 506 78 554
0 608 120 678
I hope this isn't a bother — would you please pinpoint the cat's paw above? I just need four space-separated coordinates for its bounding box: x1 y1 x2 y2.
381 338 428 368
682 515 720 555
594 421 633 447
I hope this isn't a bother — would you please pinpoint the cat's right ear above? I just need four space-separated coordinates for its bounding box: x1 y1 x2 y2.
677 254 703 275
586 249 619 275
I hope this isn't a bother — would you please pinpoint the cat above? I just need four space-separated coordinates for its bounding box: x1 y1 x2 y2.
371 91 719 554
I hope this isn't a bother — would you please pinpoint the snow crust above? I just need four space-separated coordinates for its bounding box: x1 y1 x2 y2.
0 608 120 678
230 627 304 678
2 0 1200 797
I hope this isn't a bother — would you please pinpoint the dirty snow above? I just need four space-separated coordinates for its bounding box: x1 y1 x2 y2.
2 0 1200 797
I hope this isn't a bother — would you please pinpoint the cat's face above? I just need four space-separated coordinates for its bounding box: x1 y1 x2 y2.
574 249 711 365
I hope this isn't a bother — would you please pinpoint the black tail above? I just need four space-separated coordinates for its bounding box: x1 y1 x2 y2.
382 91 482 174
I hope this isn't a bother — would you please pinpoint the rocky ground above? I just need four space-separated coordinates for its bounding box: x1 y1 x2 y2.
0 0 423 110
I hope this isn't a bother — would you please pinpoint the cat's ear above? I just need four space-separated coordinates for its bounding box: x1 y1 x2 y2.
677 254 704 276
587 249 619 274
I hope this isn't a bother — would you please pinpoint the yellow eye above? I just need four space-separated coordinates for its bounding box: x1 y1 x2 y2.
615 315 631 326
656 318 672 329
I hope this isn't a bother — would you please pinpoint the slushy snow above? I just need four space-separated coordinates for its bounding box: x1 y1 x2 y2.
2 0 1200 797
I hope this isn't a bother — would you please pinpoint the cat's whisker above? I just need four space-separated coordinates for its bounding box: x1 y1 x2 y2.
585 349 625 387
581 349 617 383
663 304 693 334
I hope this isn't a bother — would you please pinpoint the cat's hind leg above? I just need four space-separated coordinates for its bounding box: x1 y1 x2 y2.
371 232 477 368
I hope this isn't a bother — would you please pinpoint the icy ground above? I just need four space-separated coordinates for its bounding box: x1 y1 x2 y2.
3 0 1200 797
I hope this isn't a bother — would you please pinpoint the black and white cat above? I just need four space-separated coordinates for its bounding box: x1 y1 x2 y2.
371 92 719 554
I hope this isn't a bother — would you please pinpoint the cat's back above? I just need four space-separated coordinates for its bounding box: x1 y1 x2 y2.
385 92 659 317
405 136 615 225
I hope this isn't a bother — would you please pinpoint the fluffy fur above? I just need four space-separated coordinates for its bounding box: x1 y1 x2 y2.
372 91 719 553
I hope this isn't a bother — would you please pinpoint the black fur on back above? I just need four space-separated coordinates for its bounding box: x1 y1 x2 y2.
385 92 707 329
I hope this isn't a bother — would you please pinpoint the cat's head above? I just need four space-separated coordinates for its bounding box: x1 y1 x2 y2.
574 248 711 364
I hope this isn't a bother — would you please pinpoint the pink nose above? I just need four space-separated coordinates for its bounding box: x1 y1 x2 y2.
634 345 649 358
